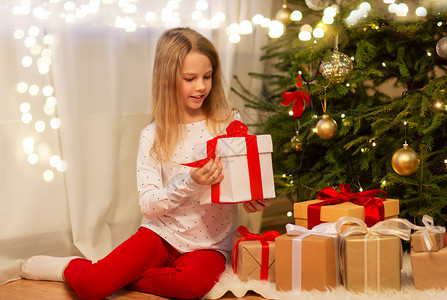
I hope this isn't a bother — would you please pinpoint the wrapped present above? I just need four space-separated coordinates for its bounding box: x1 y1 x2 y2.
410 215 446 252
411 246 447 290
232 226 279 282
294 184 399 229
183 120 275 204
275 223 340 292
336 216 412 292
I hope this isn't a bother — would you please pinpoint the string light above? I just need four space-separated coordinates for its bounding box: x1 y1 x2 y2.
252 14 264 25
415 7 427 17
28 84 40 96
28 153 39 165
260 17 271 28
322 6 336 24
290 10 302 21
299 24 312 41
22 137 35 155
21 113 33 124
313 27 324 38
43 170 55 182
144 11 157 22
395 3 409 17
346 2 371 25
14 29 25 39
240 20 253 35
20 102 31 113
269 20 284 38
228 33 241 44
195 0 208 10
34 121 46 133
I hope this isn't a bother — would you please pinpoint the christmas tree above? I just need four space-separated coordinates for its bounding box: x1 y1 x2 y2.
233 0 447 225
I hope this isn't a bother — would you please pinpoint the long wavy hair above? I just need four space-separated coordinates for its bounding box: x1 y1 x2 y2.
149 27 233 161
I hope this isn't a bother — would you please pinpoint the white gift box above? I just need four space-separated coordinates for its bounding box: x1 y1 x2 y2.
194 135 276 204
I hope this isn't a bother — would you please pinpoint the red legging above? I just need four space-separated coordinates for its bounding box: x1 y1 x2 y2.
64 227 226 300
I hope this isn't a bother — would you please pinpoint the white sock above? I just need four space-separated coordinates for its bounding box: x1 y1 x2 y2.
21 255 81 282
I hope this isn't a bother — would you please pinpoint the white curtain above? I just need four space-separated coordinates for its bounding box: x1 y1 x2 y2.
0 0 273 285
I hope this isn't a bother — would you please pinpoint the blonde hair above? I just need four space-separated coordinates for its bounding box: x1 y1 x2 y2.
149 27 233 161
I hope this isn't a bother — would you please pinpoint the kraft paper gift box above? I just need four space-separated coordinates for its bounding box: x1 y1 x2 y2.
336 216 411 293
341 234 402 292
411 230 446 252
275 223 340 292
411 246 447 290
232 226 278 282
184 120 276 204
410 215 446 252
294 184 399 230
294 199 399 230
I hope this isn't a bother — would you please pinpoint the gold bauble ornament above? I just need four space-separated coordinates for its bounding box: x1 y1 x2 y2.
316 114 338 139
290 134 303 151
276 4 292 25
391 143 420 176
320 50 353 83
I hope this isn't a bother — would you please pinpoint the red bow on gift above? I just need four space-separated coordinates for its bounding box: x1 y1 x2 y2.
232 225 279 281
281 75 310 118
308 184 387 229
182 120 248 168
182 120 264 203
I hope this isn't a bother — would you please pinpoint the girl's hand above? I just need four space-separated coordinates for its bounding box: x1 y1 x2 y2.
190 158 224 185
243 199 271 213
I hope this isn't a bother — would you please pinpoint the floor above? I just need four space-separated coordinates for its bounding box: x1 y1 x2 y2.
0 279 264 299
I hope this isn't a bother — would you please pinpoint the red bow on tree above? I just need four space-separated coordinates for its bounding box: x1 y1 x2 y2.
281 75 310 118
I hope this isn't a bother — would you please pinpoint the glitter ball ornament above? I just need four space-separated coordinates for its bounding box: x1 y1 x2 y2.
391 143 420 176
316 114 338 139
305 0 331 11
436 36 447 60
320 50 353 82
276 4 292 25
290 134 303 151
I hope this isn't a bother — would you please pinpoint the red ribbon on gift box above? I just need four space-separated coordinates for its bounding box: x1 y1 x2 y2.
182 120 264 203
232 225 279 281
307 184 387 229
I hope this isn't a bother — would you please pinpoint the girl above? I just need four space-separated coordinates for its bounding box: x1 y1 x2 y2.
21 27 271 299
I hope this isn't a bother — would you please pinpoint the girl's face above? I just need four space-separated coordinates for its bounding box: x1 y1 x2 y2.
181 52 213 122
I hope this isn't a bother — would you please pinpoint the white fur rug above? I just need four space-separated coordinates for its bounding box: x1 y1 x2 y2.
203 253 447 300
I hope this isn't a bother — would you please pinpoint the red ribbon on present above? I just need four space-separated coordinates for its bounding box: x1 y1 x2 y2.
307 184 387 229
182 120 264 203
232 225 279 280
281 75 310 118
